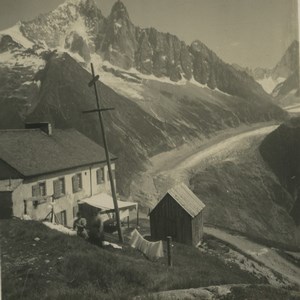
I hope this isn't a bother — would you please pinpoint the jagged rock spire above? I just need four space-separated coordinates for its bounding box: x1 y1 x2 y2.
110 0 130 20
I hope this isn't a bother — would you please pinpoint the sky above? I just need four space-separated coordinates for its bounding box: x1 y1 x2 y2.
0 0 298 69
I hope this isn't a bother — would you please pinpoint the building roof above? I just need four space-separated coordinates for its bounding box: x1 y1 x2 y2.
0 128 116 178
79 193 137 212
164 183 205 217
0 179 22 192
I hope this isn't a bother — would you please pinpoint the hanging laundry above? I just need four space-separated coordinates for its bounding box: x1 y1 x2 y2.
129 229 164 260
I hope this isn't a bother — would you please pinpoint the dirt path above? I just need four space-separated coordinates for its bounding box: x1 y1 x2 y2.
205 227 300 287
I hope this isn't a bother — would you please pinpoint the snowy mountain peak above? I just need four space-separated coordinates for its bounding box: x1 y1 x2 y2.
15 0 104 54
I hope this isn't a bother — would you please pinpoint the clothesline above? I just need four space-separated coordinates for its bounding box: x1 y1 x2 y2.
129 229 164 260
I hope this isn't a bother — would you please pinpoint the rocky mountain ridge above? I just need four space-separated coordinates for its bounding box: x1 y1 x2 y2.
233 40 299 96
0 0 276 104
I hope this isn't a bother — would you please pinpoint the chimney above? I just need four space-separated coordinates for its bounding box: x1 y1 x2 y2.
25 122 53 136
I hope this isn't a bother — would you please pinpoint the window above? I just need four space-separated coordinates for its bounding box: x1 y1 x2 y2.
39 182 46 196
73 206 79 219
57 210 67 226
53 177 65 198
72 173 82 193
32 182 47 197
96 168 105 184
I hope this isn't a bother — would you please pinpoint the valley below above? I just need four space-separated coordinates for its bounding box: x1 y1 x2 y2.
130 121 300 247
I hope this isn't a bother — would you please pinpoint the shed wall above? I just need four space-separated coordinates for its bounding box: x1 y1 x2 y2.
191 211 204 246
150 194 193 244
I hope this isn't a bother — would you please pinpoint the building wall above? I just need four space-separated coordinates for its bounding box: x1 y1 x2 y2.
191 211 203 246
150 194 193 245
11 163 115 227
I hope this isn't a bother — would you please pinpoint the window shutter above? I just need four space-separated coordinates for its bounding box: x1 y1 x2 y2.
60 178 65 195
72 175 76 193
101 168 105 182
32 184 40 197
78 174 82 189
53 180 60 198
96 169 100 184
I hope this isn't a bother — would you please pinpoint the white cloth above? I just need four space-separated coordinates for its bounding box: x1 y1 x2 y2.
129 229 164 260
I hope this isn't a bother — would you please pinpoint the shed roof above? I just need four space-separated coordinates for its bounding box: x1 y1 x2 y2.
164 183 205 217
0 128 116 178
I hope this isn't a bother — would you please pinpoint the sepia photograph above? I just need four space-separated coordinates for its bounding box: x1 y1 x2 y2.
0 0 299 299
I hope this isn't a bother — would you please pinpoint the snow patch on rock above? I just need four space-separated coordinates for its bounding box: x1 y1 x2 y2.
257 76 286 94
0 23 34 48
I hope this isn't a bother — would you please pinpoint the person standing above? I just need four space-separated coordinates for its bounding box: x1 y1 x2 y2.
73 212 88 239
89 209 106 246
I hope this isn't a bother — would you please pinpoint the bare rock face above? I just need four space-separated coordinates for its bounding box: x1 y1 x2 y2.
272 71 299 98
101 1 137 69
272 40 299 80
135 30 153 74
0 35 23 52
65 31 91 61
135 28 193 81
260 117 300 225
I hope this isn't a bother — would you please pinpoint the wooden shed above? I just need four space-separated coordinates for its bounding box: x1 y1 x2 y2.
150 183 205 246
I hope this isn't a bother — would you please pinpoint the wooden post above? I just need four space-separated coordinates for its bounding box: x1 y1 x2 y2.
0 245 2 300
167 236 173 267
89 63 123 243
127 216 130 228
136 205 139 227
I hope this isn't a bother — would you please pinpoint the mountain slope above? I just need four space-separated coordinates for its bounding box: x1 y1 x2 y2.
260 117 300 226
188 126 299 246
0 0 288 196
23 52 285 195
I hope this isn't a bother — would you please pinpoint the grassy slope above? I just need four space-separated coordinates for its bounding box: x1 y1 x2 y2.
1 219 266 300
190 135 298 247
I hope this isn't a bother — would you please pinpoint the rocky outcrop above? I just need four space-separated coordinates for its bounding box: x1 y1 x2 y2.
0 35 23 52
100 1 137 69
272 71 299 98
260 117 300 225
272 40 299 81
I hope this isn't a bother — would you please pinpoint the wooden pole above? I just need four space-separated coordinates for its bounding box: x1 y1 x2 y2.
167 236 173 267
136 205 139 227
127 216 130 228
90 63 124 243
0 245 2 300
